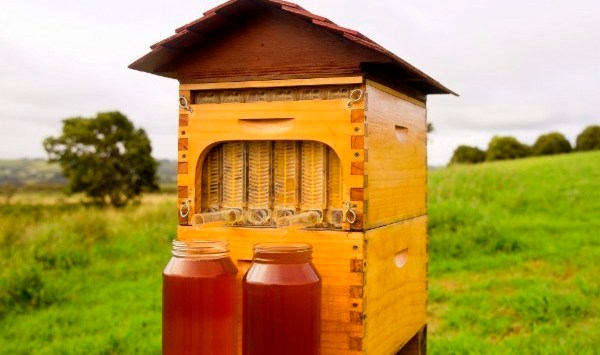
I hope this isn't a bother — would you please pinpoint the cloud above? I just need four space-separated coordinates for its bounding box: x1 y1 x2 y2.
0 0 599 165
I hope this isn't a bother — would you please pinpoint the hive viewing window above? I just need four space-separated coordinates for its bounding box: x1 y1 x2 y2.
192 85 360 104
196 141 343 229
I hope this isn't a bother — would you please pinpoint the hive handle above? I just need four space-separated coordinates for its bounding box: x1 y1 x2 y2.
178 95 193 113
345 202 357 224
347 89 364 108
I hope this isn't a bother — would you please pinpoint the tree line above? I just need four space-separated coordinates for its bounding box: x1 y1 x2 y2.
449 125 600 165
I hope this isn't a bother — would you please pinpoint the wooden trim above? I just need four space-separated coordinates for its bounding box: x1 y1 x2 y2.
395 325 427 355
179 90 191 102
350 285 363 298
366 79 426 108
177 225 364 352
351 136 365 149
180 76 363 91
178 138 189 151
177 186 188 198
350 188 364 201
178 162 189 174
179 114 189 127
351 109 365 123
350 311 363 325
349 337 363 351
351 162 364 175
350 259 364 273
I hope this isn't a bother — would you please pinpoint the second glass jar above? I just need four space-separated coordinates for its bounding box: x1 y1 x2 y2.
242 243 322 355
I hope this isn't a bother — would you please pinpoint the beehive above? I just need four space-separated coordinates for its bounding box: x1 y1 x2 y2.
130 1 455 354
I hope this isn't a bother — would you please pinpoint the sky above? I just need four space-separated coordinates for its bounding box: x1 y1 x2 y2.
0 0 598 165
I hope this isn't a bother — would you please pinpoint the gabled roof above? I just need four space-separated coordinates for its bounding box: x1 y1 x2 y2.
129 0 456 96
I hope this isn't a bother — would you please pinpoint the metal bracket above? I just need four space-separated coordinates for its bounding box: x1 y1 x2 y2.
345 202 357 224
179 199 191 218
348 89 364 108
179 95 193 113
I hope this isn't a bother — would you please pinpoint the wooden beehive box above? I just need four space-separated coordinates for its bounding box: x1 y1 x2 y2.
130 1 454 354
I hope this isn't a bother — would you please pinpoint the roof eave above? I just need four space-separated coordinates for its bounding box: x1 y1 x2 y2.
128 0 457 96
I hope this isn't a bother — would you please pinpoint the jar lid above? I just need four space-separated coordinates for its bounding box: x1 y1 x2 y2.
253 243 313 262
172 240 229 258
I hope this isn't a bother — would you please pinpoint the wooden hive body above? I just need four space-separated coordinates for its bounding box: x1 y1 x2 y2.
130 1 454 354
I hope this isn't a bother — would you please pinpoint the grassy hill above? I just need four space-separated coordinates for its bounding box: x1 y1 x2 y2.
428 151 599 354
0 151 598 354
0 159 177 189
0 159 67 187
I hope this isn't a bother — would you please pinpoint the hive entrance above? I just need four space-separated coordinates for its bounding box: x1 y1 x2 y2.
197 140 343 228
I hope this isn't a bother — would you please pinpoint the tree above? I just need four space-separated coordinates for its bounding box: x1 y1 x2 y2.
449 145 486 165
427 122 434 133
486 136 531 161
575 125 600 151
532 132 571 156
44 111 158 207
0 183 19 205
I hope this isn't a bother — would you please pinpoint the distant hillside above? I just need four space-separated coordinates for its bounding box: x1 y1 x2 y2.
155 159 177 186
0 159 66 186
0 159 177 188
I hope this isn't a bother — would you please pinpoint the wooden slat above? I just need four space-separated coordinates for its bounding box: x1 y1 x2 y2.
349 337 363 351
395 325 427 355
351 135 364 149
177 162 188 174
351 109 365 123
350 188 364 201
180 76 363 91
177 186 188 198
363 217 427 354
365 79 426 108
179 98 358 218
179 225 365 353
351 162 364 175
179 113 189 126
322 350 363 355
364 82 427 229
178 138 188 151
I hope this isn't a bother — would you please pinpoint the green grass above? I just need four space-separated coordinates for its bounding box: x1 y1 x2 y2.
0 196 176 354
428 151 600 354
0 152 598 354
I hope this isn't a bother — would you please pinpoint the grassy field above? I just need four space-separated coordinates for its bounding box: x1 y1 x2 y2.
0 151 599 354
428 151 599 354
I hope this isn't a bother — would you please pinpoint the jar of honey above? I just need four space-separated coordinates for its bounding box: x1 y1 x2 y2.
163 240 237 355
243 243 321 355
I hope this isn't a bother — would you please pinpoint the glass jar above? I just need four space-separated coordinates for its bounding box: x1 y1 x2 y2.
243 243 321 355
163 240 237 355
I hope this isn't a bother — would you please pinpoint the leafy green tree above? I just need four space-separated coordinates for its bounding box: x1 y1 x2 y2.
44 111 158 207
449 145 486 165
575 125 600 151
486 136 531 161
427 122 434 133
532 132 571 156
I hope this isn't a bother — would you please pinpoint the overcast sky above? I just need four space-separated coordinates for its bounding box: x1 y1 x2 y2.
1 0 598 165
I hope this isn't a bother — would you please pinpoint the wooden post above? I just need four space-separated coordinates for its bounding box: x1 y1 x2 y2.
396 326 427 355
